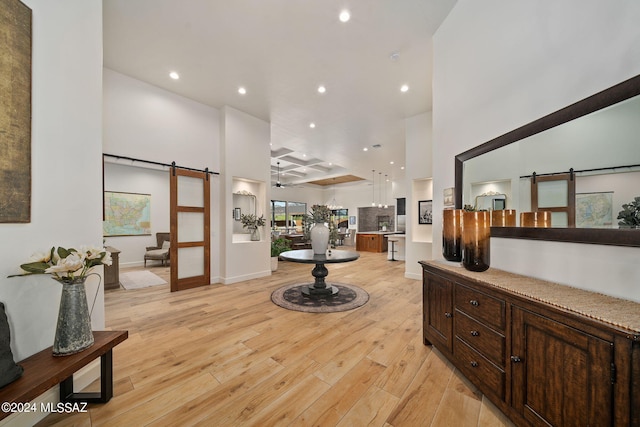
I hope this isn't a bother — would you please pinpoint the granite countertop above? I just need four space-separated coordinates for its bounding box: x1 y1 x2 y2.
422 260 640 335
358 231 404 235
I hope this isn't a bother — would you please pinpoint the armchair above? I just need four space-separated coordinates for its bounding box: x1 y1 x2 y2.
144 232 170 267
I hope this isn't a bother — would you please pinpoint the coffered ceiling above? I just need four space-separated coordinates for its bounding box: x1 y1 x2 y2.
103 0 457 187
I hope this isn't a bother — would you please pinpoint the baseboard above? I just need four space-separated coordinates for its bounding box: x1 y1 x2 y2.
120 261 144 268
0 360 100 427
404 271 421 281
222 270 271 285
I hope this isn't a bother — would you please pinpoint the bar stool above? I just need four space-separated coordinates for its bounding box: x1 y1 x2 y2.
388 238 398 261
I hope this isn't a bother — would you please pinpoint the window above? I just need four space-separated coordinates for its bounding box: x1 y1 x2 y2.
271 200 306 234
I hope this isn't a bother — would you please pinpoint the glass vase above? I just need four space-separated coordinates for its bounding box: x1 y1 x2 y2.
462 211 490 272
491 209 516 227
53 277 94 356
442 209 463 262
250 227 260 241
520 211 552 228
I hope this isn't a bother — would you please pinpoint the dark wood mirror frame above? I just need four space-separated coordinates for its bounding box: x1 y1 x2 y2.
454 74 640 247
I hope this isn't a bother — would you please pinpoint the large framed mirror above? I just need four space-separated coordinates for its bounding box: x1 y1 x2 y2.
455 74 640 247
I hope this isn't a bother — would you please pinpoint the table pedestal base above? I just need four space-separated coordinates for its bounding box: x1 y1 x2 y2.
300 262 340 297
301 284 339 297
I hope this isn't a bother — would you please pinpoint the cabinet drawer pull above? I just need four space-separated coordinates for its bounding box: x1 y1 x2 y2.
510 355 522 363
470 361 479 368
469 300 479 306
470 330 479 337
444 312 453 318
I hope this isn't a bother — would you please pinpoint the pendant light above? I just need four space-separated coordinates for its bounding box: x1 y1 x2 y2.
384 174 389 208
371 169 376 206
328 178 342 210
378 172 382 208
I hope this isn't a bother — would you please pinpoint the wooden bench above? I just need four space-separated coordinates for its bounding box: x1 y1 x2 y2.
0 330 128 421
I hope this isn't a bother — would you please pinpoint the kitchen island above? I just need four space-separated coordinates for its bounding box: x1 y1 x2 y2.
356 231 403 253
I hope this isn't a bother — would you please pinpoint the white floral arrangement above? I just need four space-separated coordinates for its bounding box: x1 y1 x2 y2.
9 246 112 284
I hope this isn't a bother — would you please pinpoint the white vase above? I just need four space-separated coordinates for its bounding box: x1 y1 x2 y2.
310 222 330 254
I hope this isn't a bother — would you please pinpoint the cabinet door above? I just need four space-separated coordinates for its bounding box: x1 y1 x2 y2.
423 273 454 352
512 307 613 426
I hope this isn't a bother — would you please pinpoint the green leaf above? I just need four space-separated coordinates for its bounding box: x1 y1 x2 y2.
19 262 50 274
57 247 71 259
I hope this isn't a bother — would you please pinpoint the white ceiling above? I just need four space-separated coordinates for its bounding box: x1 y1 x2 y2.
103 0 457 187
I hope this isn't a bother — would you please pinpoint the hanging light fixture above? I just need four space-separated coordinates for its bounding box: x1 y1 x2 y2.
371 169 376 206
384 174 389 208
378 172 382 208
275 161 284 188
328 179 342 210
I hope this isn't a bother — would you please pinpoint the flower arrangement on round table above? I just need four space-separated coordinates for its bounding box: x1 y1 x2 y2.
9 245 112 356
310 204 331 223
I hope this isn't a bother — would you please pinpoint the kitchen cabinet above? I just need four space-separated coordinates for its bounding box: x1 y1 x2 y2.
356 233 388 252
420 261 640 426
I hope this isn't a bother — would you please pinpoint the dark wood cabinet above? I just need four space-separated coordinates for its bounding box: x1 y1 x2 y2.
104 246 121 290
422 271 453 352
420 261 640 426
511 306 613 426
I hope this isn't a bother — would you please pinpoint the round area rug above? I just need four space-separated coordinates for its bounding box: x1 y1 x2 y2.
271 282 369 313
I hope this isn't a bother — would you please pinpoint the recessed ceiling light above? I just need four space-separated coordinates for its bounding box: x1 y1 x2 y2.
309 122 316 128
363 147 368 152
238 87 247 95
169 71 179 80
401 166 405 170
302 154 306 157
339 10 351 22
390 161 394 165
400 84 409 93
317 85 326 94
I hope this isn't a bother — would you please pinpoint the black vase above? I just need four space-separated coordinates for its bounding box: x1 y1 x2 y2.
442 209 463 262
462 211 490 272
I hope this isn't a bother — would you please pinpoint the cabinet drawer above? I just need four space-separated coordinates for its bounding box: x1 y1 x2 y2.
455 283 505 331
454 310 505 366
454 337 505 401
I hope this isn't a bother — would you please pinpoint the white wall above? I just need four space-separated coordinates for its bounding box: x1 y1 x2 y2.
221 107 271 283
103 69 221 280
0 0 103 361
0 1 102 424
405 112 433 279
432 1 640 301
103 162 170 266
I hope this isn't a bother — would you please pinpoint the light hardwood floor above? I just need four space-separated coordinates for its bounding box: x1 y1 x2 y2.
37 252 514 427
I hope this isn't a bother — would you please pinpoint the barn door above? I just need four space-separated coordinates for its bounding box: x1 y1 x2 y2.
531 173 576 228
169 167 210 291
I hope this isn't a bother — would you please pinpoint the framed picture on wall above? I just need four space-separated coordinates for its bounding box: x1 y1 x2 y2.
443 187 454 207
418 200 433 224
349 215 356 225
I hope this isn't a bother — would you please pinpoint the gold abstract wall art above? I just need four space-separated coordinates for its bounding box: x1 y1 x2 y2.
0 0 32 223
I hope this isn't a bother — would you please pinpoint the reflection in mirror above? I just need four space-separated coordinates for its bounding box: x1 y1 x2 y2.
464 93 640 228
232 192 256 234
455 74 640 247
474 192 507 211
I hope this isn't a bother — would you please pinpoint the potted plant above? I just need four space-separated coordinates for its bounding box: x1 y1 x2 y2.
617 196 640 228
240 213 266 241
270 238 291 271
